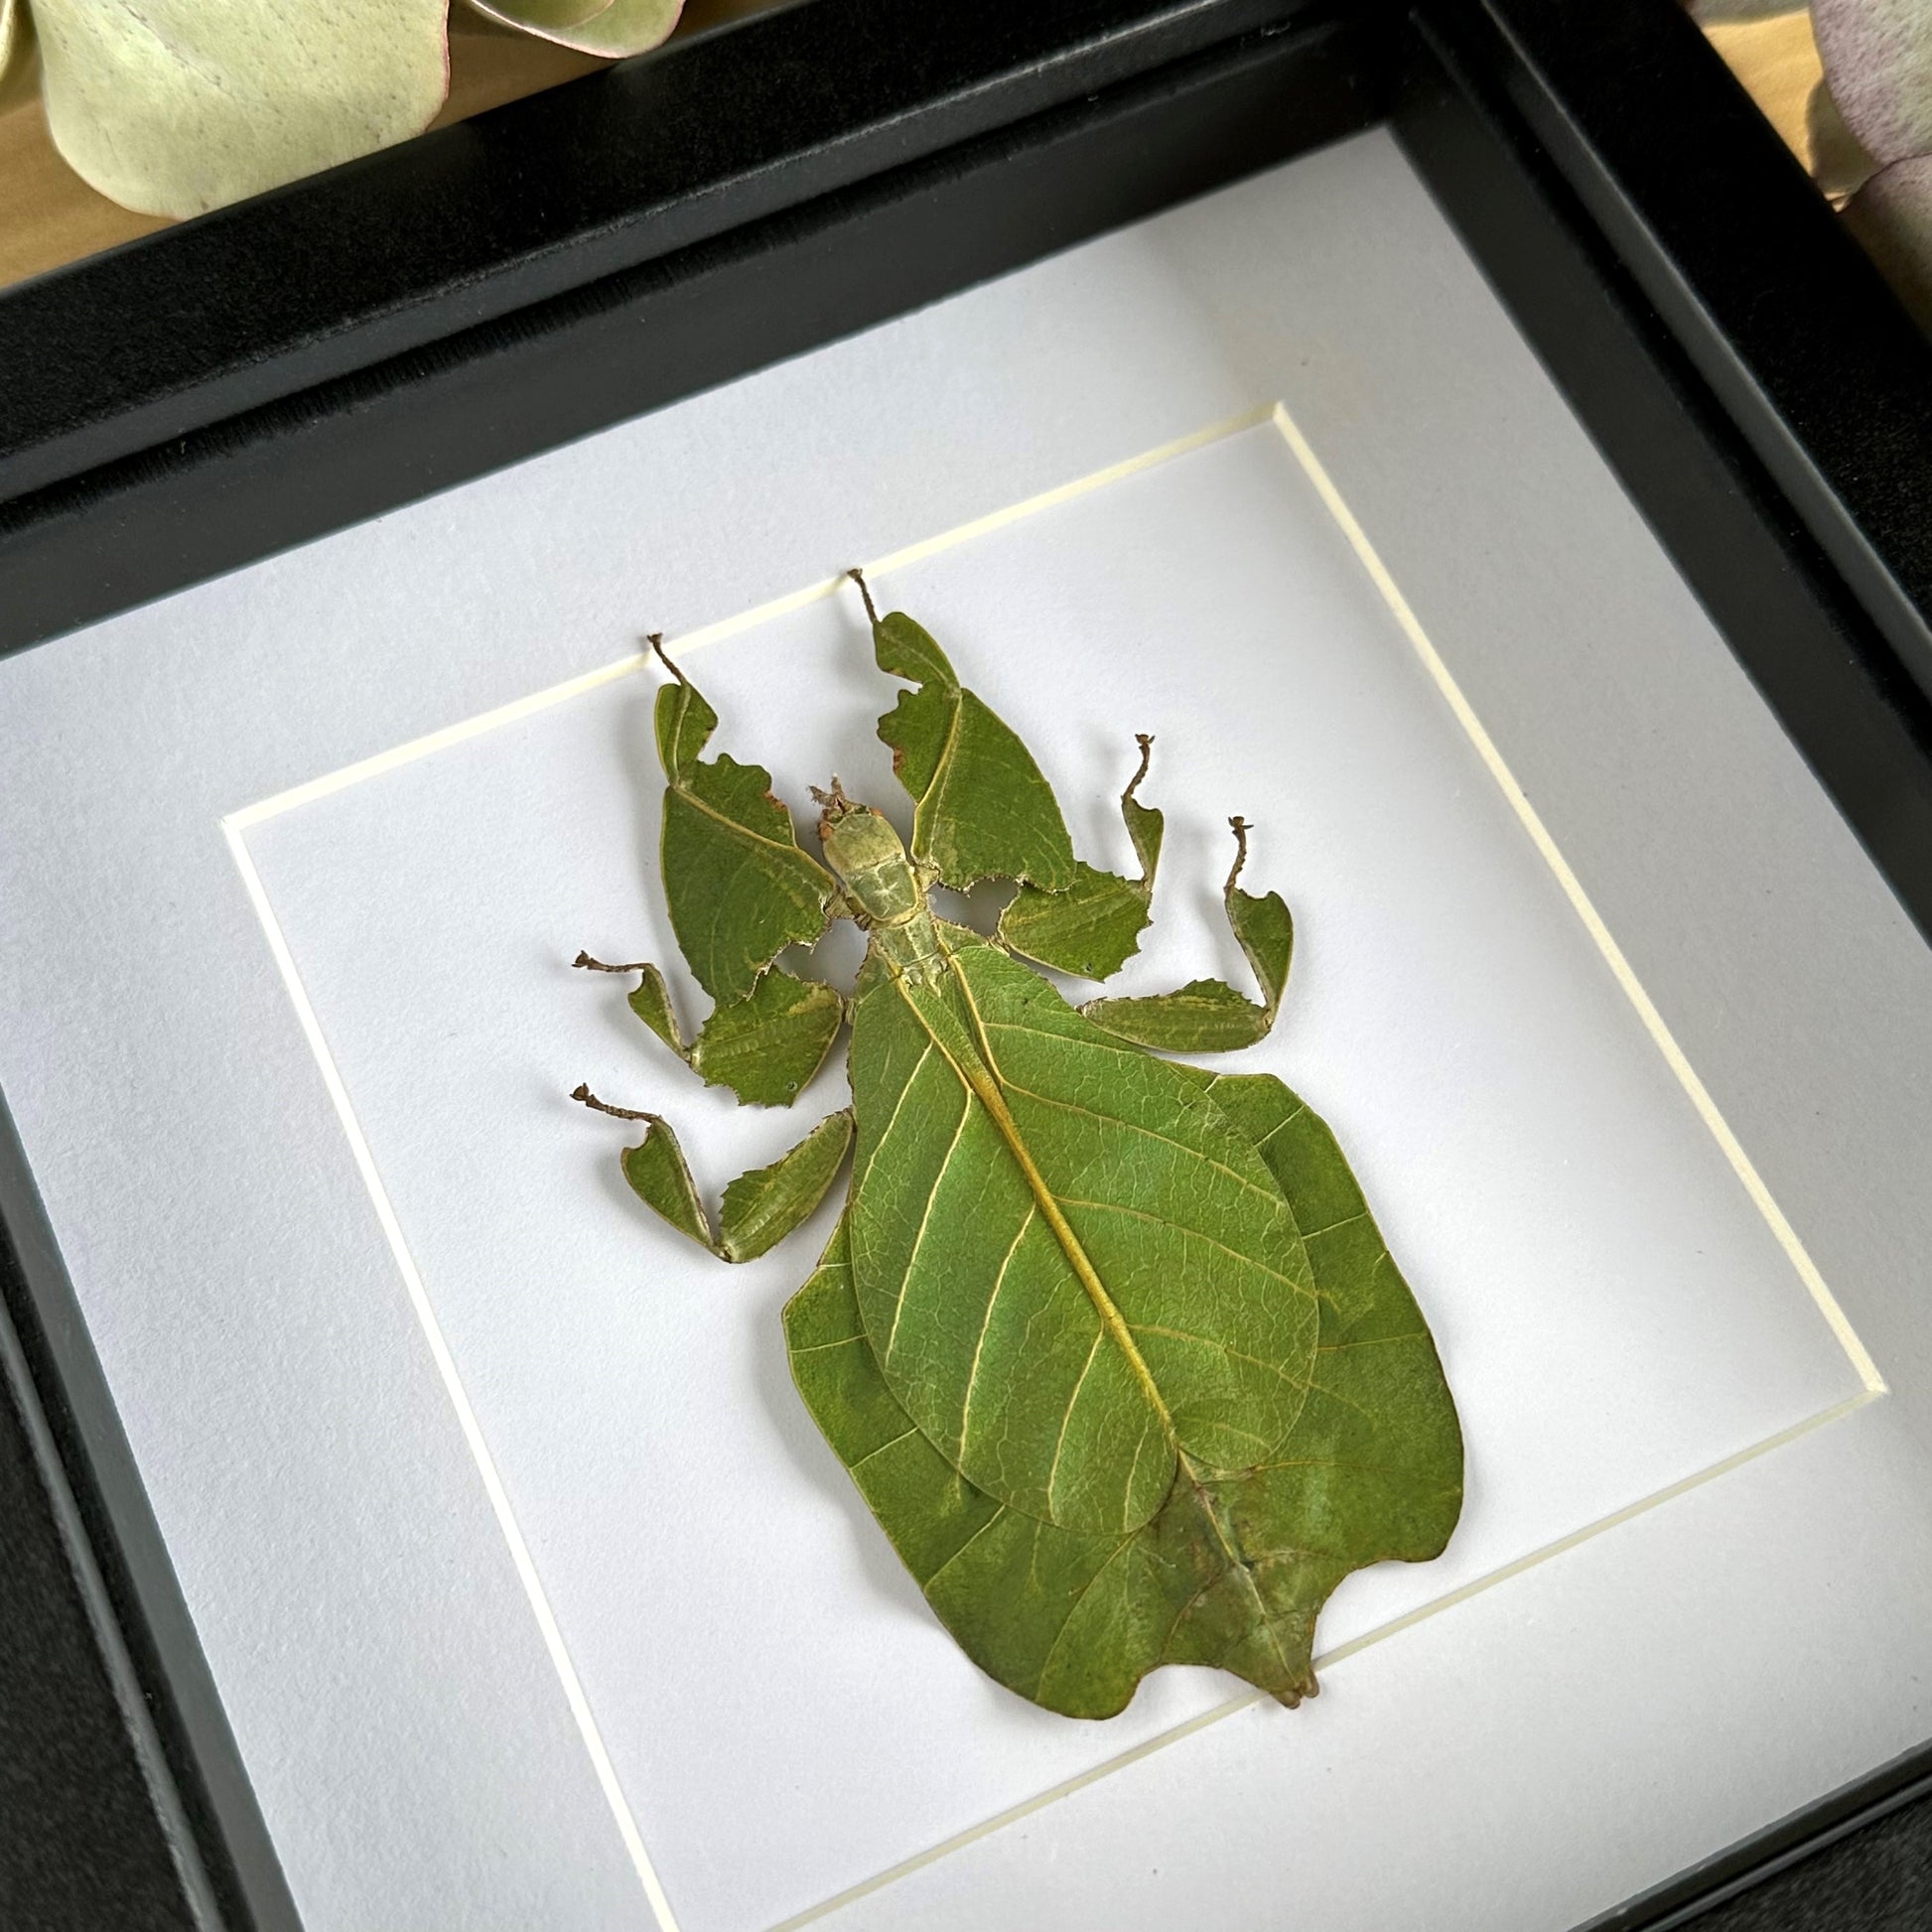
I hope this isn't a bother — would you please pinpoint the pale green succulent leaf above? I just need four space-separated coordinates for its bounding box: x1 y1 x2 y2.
465 0 616 33
464 0 683 56
33 0 450 219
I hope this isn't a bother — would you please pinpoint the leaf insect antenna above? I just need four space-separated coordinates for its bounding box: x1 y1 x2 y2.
1225 815 1252 897
846 566 881 627
570 1083 659 1124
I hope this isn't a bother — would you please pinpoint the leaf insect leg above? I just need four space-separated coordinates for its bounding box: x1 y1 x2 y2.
574 953 845 1110
572 1086 854 1263
1078 814 1296 1054
993 731 1166 982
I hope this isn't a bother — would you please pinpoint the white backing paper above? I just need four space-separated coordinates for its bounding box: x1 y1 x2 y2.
235 417 1869 1931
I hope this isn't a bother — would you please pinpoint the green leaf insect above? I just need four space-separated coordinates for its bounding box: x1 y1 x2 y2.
573 573 1462 1719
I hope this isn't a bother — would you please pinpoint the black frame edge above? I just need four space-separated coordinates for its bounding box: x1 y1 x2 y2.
0 0 1314 501
0 1093 302 1932
1394 2 1932 1921
1578 1740 1932 1932
0 6 1385 659
1400 0 1932 951
1450 0 1932 711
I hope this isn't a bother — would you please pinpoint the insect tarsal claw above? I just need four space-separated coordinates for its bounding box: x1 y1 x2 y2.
1225 815 1252 893
846 566 881 626
571 1084 659 1125
645 631 685 683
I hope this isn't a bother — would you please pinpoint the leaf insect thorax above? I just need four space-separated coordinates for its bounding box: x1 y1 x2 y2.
816 789 951 986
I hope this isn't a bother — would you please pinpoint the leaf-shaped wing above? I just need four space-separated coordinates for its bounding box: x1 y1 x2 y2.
786 1072 1461 1718
844 925 1318 1536
872 610 1076 892
652 646 835 1005
1174 1069 1463 1557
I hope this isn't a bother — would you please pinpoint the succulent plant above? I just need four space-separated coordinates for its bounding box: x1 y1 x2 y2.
0 0 682 219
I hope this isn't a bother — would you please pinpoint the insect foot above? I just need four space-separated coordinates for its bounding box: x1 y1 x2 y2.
571 586 1463 1718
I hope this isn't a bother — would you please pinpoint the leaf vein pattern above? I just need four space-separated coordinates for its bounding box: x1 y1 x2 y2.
858 1037 936 1182
1044 1330 1106 1515
850 1428 921 1472
1128 1323 1306 1388
678 782 819 860
997 1082 1285 1208
884 1090 975 1363
1249 1105 1309 1152
957 1205 1036 1460
1056 1196 1308 1296
1315 1329 1424 1354
1298 1209 1370 1240
982 1016 1162 1064
1033 1532 1145 1695
921 1505 1009 1589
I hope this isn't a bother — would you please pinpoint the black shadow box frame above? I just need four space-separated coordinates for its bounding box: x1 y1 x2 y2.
3 1 1932 1926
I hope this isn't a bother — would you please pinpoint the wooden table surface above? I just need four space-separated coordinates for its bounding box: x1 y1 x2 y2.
0 8 1831 294
0 0 776 291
